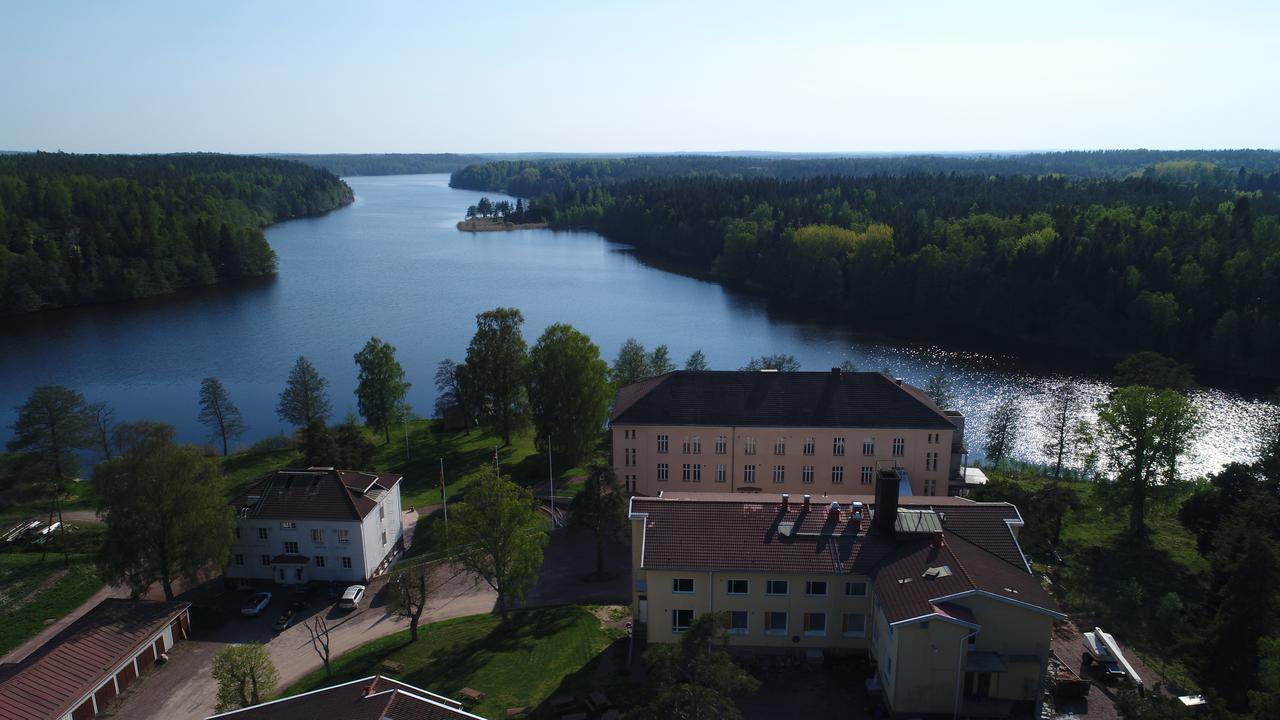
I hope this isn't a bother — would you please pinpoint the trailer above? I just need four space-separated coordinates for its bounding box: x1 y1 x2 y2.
1083 627 1143 690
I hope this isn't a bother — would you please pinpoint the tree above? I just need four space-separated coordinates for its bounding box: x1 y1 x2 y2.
1040 382 1081 478
277 355 331 428
95 422 234 600
611 338 650 386
465 308 529 445
1114 351 1196 392
1095 385 1199 537
212 644 278 711
635 612 760 720
354 337 411 443
983 398 1021 466
570 465 627 577
451 467 547 621
924 373 955 408
305 615 332 677
648 345 675 375
198 377 246 455
88 401 115 460
333 412 376 468
839 359 859 372
741 354 801 371
8 385 96 554
388 562 432 642
433 358 463 420
527 323 611 467
300 418 338 467
685 349 709 371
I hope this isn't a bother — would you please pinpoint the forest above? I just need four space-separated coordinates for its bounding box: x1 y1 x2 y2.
0 152 353 315
451 157 1280 380
262 152 491 177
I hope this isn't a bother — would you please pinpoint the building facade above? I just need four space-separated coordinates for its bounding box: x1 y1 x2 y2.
629 479 1060 719
226 468 404 585
611 370 966 498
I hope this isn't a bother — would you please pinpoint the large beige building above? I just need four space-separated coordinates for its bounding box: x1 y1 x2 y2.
629 474 1061 719
610 369 967 498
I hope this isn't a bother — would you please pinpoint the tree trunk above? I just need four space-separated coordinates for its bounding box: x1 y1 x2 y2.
595 534 605 577
221 427 229 456
409 618 419 642
384 423 391 444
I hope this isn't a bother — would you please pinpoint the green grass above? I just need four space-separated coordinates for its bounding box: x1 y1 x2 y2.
0 526 106 656
286 605 631 718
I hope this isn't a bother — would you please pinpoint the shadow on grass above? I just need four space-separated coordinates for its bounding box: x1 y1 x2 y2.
529 636 636 719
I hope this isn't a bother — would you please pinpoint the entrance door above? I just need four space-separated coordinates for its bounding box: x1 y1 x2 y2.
638 597 648 624
965 671 993 698
278 568 286 583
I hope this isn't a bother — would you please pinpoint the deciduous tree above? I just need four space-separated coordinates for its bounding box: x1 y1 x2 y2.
924 373 955 409
741 354 801 372
451 467 547 621
611 338 650 386
198 377 246 455
983 398 1021 466
212 644 278 711
685 349 709 371
635 612 759 720
305 616 332 677
388 562 432 642
648 345 675 375
527 323 611 467
465 308 529 445
88 401 115 460
277 355 331 428
8 385 96 552
354 337 410 444
1040 382 1081 479
569 466 627 577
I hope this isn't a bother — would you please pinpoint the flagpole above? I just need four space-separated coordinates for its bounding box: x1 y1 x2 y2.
439 457 448 545
547 436 555 520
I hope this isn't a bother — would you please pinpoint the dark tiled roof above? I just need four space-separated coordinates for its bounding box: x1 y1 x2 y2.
632 493 1058 625
0 599 190 720
611 371 956 429
205 676 482 720
231 468 402 522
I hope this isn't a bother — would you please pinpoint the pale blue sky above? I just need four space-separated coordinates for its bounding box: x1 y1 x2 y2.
2 0 1276 153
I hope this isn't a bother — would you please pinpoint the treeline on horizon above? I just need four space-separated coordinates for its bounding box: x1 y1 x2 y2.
261 152 491 177
451 154 1280 380
0 152 353 315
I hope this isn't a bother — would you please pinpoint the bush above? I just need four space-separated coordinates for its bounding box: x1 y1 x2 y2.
247 434 294 454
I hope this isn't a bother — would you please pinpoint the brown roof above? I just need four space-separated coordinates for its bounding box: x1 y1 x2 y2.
205 676 483 720
231 468 402 522
0 599 190 720
611 370 957 429
632 493 1058 625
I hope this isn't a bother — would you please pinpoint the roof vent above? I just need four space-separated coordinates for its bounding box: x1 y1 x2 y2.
923 565 953 579
779 521 795 537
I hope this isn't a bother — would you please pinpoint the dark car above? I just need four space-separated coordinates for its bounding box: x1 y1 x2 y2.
272 608 295 632
290 585 318 610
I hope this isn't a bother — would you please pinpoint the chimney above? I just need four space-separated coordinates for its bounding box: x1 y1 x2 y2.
850 501 863 521
831 367 841 378
932 531 944 548
803 494 811 511
828 501 841 522
895 377 904 386
873 470 900 537
781 493 790 512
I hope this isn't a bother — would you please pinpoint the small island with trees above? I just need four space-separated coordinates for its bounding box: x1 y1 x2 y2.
457 196 548 232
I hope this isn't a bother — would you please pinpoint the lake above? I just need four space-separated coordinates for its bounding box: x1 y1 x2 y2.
0 174 1274 477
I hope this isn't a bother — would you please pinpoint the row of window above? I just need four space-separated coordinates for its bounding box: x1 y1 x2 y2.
673 577 867 597
657 463 883 485
672 609 866 637
648 434 911 457
233 554 354 569
239 526 352 543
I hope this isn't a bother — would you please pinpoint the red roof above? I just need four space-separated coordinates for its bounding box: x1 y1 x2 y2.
204 675 484 720
231 468 402 522
0 599 189 720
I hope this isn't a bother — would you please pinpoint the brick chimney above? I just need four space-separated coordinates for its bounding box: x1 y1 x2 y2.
803 494 811 511
873 469 900 538
781 493 790 512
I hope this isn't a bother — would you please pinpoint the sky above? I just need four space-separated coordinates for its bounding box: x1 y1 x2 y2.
1 0 1277 154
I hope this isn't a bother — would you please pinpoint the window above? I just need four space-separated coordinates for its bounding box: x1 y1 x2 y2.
803 437 815 456
311 529 323 543
766 580 789 596
681 437 691 454
729 610 749 634
234 527 241 540
258 527 269 540
831 466 844 485
341 556 352 569
625 429 635 440
774 437 786 455
284 541 299 554
892 437 905 457
625 448 636 467
926 452 938 471
296 568 304 581
842 613 866 637
727 579 749 595
861 466 874 484
682 463 692 482
657 435 669 454
260 554 270 566
234 554 244 566
691 436 701 454
846 581 868 597
673 578 694 594
337 529 350 543
692 464 702 482
863 438 875 456
715 464 727 483
381 531 388 546
802 465 814 484
804 612 827 636
772 465 785 484
805 580 828 596
928 432 939 444
315 556 326 567
281 521 296 530
657 463 669 481
715 435 727 454
833 437 846 456
743 464 756 484
672 609 693 633
744 437 757 455
765 611 788 635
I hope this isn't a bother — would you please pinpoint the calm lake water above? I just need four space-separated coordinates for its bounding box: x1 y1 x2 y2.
0 174 1274 477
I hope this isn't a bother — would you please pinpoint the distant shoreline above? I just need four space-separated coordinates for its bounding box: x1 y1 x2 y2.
456 219 550 232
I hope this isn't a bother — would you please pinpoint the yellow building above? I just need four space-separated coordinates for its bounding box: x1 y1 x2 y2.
629 473 1061 719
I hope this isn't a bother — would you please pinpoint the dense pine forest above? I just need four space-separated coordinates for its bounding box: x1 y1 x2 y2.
261 152 490 176
0 153 353 315
451 154 1280 380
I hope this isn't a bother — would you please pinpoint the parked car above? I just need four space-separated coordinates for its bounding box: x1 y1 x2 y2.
338 585 366 610
290 585 318 610
241 592 272 617
272 608 295 632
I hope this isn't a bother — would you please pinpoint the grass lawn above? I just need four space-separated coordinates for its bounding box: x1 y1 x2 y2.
287 605 633 719
0 524 107 657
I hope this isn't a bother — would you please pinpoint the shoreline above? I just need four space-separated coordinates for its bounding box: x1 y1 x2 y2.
456 219 550 232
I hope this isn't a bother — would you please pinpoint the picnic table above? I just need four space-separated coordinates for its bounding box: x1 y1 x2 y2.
379 659 405 674
458 687 485 704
